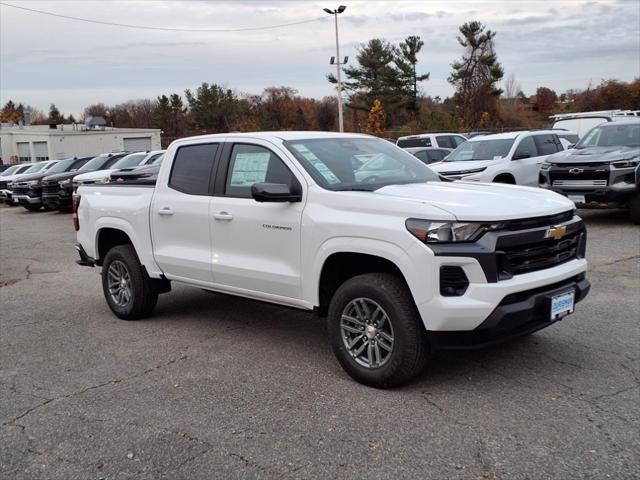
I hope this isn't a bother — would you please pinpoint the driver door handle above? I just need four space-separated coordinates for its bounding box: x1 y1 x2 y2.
158 207 174 216
213 211 233 221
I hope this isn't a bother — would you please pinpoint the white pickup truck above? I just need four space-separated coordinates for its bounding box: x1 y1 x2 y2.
75 132 590 387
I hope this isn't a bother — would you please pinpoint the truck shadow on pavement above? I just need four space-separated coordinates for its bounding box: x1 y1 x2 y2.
148 285 575 390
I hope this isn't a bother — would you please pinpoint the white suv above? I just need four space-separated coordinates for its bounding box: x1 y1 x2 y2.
430 131 565 186
396 132 467 149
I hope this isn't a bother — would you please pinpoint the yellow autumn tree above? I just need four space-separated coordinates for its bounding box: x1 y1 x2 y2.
365 99 386 135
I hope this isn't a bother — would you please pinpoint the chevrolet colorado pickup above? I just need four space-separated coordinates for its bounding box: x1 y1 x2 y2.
75 132 590 387
540 119 640 223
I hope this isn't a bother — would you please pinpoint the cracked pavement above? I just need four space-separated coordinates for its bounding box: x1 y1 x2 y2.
1 205 639 479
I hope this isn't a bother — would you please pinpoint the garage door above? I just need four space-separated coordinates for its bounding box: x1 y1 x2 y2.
33 141 49 160
17 142 30 162
123 137 152 152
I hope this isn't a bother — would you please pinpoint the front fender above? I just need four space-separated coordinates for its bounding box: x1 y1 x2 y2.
305 236 434 309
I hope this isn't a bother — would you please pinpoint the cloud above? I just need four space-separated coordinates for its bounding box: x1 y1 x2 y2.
1 0 638 115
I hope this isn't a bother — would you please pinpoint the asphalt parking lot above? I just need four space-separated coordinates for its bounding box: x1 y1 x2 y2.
0 205 638 480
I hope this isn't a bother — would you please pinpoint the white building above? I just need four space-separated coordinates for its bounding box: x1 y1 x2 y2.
0 120 162 164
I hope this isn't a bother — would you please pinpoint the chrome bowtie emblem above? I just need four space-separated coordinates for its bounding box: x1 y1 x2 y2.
568 168 584 174
545 225 567 239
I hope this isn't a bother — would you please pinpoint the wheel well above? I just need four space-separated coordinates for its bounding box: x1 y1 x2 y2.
97 228 133 265
317 252 405 317
493 173 516 184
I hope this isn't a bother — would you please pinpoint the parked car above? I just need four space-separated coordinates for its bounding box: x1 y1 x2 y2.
4 161 59 206
403 147 452 164
10 159 90 211
39 157 93 210
75 132 589 388
1 164 31 203
429 131 565 186
109 155 164 184
396 132 467 149
72 151 165 187
46 152 129 211
540 119 640 223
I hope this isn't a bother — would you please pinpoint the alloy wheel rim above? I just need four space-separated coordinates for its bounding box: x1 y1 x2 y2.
107 260 132 307
340 298 394 369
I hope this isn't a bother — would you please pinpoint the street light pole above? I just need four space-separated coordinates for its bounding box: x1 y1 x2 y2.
324 6 347 132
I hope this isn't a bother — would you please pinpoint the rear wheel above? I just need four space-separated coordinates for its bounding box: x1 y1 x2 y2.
629 192 640 224
327 273 429 388
493 174 515 184
101 245 158 320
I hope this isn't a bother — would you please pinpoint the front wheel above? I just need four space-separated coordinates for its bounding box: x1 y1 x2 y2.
101 245 158 320
327 273 429 388
24 204 42 212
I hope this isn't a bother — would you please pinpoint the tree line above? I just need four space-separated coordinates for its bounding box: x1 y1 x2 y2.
2 20 639 142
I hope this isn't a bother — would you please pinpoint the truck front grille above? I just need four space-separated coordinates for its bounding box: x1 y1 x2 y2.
499 230 582 276
42 183 60 196
12 184 30 195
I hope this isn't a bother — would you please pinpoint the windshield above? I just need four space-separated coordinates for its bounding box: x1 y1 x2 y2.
1 165 20 176
112 153 147 168
285 137 440 191
44 158 78 174
25 162 48 173
152 154 164 165
576 123 640 148
445 139 515 161
78 155 110 172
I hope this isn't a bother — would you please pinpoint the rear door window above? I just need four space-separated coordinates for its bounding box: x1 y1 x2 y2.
169 143 219 195
534 134 562 155
397 137 432 148
435 136 454 149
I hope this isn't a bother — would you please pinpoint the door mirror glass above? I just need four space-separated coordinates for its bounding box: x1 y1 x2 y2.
513 152 531 160
251 182 301 202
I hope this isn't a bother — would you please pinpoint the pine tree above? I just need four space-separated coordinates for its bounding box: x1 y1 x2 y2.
448 21 504 127
395 35 430 114
48 103 63 124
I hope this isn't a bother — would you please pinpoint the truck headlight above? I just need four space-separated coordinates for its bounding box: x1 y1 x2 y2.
95 177 110 184
540 162 552 170
406 219 504 243
612 158 639 168
59 178 72 186
27 180 40 187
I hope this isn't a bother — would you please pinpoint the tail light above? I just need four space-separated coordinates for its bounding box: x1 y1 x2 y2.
72 193 81 231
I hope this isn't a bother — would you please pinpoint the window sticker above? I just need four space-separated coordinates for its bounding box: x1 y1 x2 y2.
230 152 270 186
292 144 340 184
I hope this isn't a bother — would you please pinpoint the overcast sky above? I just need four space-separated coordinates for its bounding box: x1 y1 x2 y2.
1 0 638 116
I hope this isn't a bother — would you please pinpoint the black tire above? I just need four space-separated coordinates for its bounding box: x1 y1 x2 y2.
629 193 640 225
101 244 158 320
24 205 42 212
327 273 429 388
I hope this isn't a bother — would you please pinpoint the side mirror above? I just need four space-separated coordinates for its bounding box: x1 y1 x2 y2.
251 182 302 203
568 144 576 149
513 152 531 160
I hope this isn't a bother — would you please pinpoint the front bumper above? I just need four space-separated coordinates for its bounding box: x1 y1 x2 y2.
14 194 42 205
429 273 590 350
540 163 639 203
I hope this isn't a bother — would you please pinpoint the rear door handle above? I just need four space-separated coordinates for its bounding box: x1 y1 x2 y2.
213 211 233 221
158 207 174 216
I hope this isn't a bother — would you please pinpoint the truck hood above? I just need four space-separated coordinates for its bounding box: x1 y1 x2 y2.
10 172 50 183
547 145 640 164
429 159 502 173
374 181 574 221
43 171 80 183
74 169 117 183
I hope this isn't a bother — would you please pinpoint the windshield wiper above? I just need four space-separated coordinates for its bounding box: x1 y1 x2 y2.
334 187 376 192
